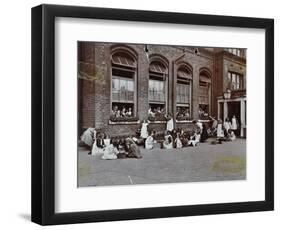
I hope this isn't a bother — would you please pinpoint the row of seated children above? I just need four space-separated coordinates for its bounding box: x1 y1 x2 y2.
90 133 142 160
144 129 203 150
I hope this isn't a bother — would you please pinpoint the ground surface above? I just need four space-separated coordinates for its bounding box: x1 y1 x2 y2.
78 138 246 187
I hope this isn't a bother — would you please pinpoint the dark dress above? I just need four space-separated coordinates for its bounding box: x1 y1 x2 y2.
127 143 142 158
200 125 209 142
96 138 105 148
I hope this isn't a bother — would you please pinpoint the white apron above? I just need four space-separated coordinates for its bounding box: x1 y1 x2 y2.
166 118 174 132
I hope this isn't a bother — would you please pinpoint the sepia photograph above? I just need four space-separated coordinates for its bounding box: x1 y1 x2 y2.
77 42 247 187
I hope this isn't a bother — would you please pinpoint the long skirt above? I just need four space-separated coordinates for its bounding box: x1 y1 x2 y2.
91 142 104 156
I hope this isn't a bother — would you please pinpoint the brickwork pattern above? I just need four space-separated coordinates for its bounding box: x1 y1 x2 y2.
78 43 246 136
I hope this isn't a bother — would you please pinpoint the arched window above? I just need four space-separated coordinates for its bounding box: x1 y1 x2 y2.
199 69 212 117
111 50 137 119
176 65 192 120
148 60 168 118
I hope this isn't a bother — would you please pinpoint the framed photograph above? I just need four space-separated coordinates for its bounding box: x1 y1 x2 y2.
31 4 274 225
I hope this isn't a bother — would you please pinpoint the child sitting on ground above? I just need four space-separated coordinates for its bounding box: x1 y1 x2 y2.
188 131 201 147
163 131 173 149
145 131 154 150
175 133 183 148
102 140 119 160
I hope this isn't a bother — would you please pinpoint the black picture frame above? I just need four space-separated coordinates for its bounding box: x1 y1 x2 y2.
31 4 274 225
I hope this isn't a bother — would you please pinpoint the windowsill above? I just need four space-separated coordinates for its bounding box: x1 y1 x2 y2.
108 120 140 125
176 120 193 123
148 120 167 124
198 119 211 122
175 119 211 123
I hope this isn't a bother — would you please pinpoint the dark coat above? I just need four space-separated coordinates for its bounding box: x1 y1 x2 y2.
96 138 105 148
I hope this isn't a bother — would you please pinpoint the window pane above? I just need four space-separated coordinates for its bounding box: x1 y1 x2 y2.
228 72 243 90
232 73 236 90
149 79 165 102
176 83 190 104
112 77 134 102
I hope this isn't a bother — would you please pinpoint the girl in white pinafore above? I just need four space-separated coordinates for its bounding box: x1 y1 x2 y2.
175 133 183 148
145 134 154 150
80 127 96 147
163 131 173 149
166 116 174 132
102 143 119 160
91 133 105 156
188 131 201 147
231 115 238 135
224 118 232 134
217 119 224 138
140 120 149 147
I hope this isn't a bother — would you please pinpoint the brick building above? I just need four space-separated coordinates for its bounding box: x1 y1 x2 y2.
78 42 246 137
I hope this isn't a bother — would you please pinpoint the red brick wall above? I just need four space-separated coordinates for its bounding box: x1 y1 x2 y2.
78 43 245 137
78 42 95 133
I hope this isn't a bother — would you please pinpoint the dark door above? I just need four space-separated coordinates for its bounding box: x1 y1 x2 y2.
227 101 241 126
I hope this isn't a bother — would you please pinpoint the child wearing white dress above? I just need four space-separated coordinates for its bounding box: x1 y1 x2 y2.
188 132 201 147
145 135 154 150
140 120 149 147
102 143 119 160
217 119 224 138
163 131 173 149
229 131 236 141
80 127 96 147
91 133 105 156
175 133 183 148
166 115 174 132
224 118 232 134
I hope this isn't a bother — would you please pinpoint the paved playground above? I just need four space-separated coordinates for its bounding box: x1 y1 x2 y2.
78 138 246 187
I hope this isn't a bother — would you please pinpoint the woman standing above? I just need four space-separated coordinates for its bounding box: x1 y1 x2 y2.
231 115 239 136
140 119 149 148
217 119 225 139
200 123 209 143
166 113 174 132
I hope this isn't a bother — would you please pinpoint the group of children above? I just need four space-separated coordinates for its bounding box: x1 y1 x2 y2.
210 116 238 142
111 105 133 118
139 116 208 151
176 107 190 119
148 106 165 119
81 128 142 160
80 114 239 160
144 128 204 150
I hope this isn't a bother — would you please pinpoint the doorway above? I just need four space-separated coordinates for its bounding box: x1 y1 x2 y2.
227 101 241 135
227 101 240 121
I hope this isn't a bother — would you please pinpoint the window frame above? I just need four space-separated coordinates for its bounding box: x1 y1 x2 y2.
176 64 193 120
198 69 212 115
148 59 169 117
228 71 244 91
110 49 138 120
